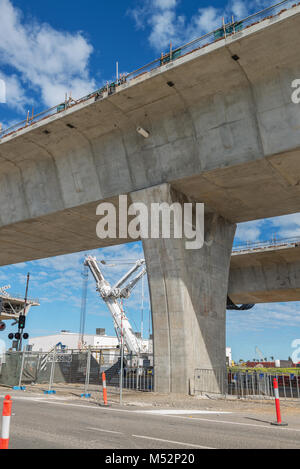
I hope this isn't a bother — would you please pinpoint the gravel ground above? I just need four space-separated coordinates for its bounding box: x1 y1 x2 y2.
3 383 300 416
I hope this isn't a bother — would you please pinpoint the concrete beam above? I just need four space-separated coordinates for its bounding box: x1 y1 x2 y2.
0 7 300 265
229 243 300 304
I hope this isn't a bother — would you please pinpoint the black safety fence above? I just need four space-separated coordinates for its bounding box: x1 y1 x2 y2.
0 349 154 395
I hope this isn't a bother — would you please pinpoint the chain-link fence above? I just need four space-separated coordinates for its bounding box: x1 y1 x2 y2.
0 349 154 395
195 368 300 399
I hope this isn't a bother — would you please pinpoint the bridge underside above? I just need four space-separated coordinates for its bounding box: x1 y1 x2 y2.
1 7 300 266
1 147 300 267
229 244 300 304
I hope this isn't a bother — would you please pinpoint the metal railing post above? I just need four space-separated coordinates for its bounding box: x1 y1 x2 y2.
82 347 91 398
45 348 56 395
19 351 25 388
282 373 286 400
13 351 26 391
119 347 124 405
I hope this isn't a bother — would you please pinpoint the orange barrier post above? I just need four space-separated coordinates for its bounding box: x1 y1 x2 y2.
0 395 12 449
271 379 288 427
102 372 108 406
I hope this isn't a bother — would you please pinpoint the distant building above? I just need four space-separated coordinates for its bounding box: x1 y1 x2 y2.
226 347 232 366
245 360 295 368
28 329 152 353
28 329 119 352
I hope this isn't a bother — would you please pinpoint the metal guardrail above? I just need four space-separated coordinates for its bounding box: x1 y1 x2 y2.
0 0 298 140
0 292 39 304
195 368 300 399
232 236 300 253
228 370 300 399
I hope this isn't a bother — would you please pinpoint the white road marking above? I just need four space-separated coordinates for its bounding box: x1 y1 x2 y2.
87 427 123 435
8 396 300 434
165 414 300 432
0 394 72 402
138 410 231 415
132 434 215 449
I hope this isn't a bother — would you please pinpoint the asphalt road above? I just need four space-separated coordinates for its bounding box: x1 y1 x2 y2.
2 392 300 449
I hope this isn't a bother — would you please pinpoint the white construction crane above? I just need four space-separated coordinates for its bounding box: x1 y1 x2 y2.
84 256 150 356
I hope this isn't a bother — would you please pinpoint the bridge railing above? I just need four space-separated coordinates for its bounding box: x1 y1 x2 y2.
0 0 298 140
232 236 300 253
0 292 39 304
126 0 297 82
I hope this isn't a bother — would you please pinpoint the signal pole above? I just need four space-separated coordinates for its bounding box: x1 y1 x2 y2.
17 273 30 352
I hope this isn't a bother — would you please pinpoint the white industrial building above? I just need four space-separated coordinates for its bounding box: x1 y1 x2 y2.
28 330 119 352
28 329 152 353
226 347 232 366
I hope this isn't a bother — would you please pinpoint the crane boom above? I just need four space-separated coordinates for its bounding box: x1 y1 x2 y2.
84 256 148 355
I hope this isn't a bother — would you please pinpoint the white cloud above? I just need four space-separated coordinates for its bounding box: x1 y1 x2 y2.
234 211 300 246
230 0 249 18
0 73 29 112
235 220 265 243
228 302 300 333
148 10 184 50
269 213 300 239
153 0 177 9
0 0 95 107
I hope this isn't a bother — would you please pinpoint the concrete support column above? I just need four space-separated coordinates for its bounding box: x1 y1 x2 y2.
131 183 236 395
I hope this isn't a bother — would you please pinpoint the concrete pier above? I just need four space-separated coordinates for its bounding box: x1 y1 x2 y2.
131 184 236 394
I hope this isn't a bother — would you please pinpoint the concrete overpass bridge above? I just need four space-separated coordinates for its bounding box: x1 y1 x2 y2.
1 1 300 394
229 237 300 304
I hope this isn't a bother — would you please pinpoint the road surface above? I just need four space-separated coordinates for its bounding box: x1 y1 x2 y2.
1 391 300 449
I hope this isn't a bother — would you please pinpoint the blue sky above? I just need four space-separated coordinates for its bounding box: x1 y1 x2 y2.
0 0 300 362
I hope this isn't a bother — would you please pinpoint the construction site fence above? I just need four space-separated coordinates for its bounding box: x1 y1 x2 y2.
0 0 297 140
194 368 300 399
0 350 154 393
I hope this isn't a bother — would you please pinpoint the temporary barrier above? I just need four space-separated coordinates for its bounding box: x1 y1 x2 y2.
0 395 12 450
271 378 288 426
102 372 108 406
